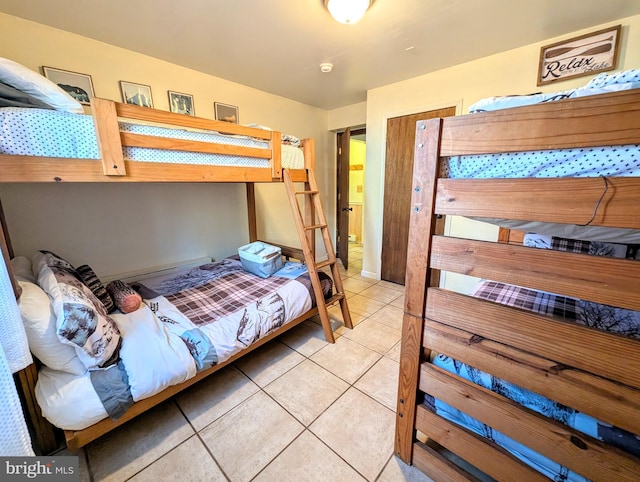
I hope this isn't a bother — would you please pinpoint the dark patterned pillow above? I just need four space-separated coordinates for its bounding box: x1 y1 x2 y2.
76 265 115 313
107 280 142 314
32 251 121 370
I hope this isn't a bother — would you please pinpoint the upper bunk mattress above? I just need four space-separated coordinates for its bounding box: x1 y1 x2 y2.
447 69 640 180
0 107 304 168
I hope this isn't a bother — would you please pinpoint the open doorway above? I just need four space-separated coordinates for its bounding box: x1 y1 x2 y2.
336 127 366 271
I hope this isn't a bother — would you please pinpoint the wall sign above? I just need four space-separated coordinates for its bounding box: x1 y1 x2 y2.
537 25 621 86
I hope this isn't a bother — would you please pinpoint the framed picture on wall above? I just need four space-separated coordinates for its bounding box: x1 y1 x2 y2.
537 24 621 86
214 102 238 123
168 91 195 116
42 66 95 105
119 81 154 108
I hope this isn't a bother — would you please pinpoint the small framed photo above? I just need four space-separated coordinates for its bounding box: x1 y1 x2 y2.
119 81 154 108
168 91 195 116
214 102 238 123
537 25 621 86
42 66 95 105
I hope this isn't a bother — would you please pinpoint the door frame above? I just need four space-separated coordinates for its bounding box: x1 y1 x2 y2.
336 127 366 270
376 100 463 280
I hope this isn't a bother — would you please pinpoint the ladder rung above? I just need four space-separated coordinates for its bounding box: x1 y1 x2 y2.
295 190 319 195
315 259 336 270
304 223 327 231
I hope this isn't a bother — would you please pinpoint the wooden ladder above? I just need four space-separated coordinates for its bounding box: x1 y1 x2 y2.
284 168 353 343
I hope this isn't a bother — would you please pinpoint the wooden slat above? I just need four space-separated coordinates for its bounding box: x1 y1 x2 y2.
420 363 640 481
436 177 640 229
114 101 272 140
412 441 481 482
395 313 425 462
423 318 640 435
439 88 640 156
430 236 640 311
120 132 272 159
271 131 282 178
416 405 548 482
426 288 640 390
404 118 443 318
301 138 315 171
91 97 126 176
0 156 279 183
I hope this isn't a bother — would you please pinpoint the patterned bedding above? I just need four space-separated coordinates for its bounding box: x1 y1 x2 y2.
35 257 331 430
0 107 305 168
426 237 640 480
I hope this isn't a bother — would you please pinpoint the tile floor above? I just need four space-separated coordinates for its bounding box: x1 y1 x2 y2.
62 244 435 481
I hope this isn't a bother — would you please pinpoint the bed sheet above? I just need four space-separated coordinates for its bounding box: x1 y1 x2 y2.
0 107 304 168
35 257 330 430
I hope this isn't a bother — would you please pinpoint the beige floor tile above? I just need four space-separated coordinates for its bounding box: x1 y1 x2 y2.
359 284 403 304
55 448 90 482
129 435 225 481
254 430 366 482
342 277 376 294
385 341 401 362
376 280 406 293
310 388 395 481
354 356 400 411
87 401 194 482
278 320 331 357
341 319 401 354
265 359 349 425
175 365 259 431
390 294 405 308
200 391 304 482
310 336 381 384
347 294 386 317
368 304 404 331
327 303 367 328
234 340 305 387
378 455 435 482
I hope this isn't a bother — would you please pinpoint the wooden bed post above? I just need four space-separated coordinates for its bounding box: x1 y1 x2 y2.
0 197 20 299
246 183 258 242
395 118 443 463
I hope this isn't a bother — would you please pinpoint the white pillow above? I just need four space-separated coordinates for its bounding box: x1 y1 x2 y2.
10 256 37 284
0 57 84 114
17 280 86 375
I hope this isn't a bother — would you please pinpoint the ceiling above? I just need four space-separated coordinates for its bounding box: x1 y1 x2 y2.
1 0 639 110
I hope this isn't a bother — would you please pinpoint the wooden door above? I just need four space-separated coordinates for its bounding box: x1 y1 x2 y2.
336 128 350 269
381 107 456 284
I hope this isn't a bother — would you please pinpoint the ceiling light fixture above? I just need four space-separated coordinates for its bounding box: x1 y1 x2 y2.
320 63 334 73
324 0 372 25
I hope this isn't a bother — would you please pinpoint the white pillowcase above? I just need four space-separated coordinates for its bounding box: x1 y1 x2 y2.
10 256 37 284
17 280 86 375
0 57 84 114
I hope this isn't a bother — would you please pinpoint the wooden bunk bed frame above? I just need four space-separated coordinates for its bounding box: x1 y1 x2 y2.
395 88 640 481
0 98 351 454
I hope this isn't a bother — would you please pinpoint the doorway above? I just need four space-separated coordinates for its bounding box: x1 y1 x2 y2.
336 127 366 271
380 107 456 284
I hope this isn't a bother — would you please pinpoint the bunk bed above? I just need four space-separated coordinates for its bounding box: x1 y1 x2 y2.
395 82 640 481
0 88 351 454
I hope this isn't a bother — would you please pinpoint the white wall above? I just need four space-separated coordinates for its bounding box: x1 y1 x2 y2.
0 13 332 278
363 14 640 289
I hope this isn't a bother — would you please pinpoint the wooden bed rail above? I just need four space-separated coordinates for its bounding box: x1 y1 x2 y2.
0 98 312 183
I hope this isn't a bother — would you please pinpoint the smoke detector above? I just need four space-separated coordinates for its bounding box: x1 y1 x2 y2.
320 63 334 73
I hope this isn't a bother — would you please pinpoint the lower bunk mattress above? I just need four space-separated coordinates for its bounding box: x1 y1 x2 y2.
424 236 640 481
29 256 331 431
